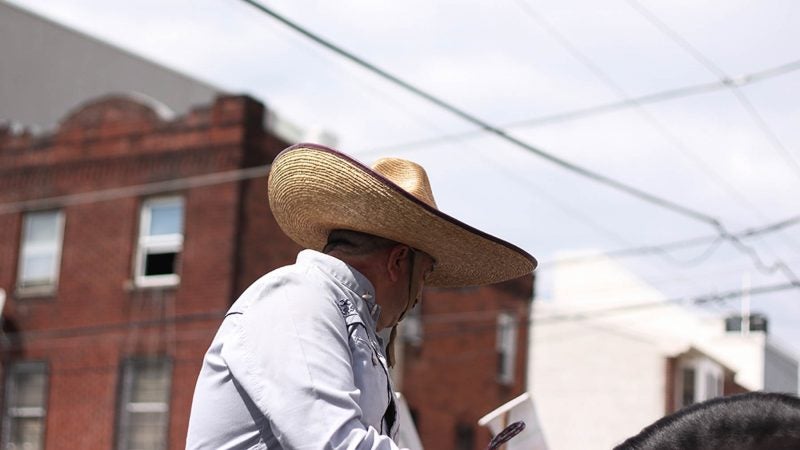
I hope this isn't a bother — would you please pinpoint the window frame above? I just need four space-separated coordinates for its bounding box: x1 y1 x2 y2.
116 357 173 450
675 357 724 409
134 196 184 288
16 209 65 294
2 361 49 450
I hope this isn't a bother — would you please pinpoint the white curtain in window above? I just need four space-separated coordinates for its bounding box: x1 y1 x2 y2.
19 211 63 286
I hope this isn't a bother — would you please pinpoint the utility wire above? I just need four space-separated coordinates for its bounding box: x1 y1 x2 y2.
4 281 791 343
238 0 717 226
238 0 800 287
1 144 793 280
1 310 226 343
625 0 800 260
626 0 800 179
540 214 800 268
622 0 800 284
534 281 796 324
511 0 779 234
508 0 794 279
0 164 272 215
417 281 796 341
359 58 800 156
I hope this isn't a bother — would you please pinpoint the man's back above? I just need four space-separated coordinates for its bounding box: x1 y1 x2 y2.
186 250 400 449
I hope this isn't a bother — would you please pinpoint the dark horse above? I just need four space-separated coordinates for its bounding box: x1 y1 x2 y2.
615 392 800 450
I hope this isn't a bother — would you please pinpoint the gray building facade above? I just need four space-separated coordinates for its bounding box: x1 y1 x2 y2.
1 1 222 130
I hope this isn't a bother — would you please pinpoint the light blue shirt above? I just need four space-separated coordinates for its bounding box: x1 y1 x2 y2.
186 250 403 449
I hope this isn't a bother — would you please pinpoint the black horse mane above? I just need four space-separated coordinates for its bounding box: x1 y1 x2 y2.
614 392 800 450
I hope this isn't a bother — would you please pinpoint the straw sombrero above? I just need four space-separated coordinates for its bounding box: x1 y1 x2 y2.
268 143 537 287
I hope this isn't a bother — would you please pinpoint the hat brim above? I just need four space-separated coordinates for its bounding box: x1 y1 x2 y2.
268 143 537 287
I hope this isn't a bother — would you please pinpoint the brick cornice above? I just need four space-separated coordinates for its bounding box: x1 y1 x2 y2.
0 145 244 203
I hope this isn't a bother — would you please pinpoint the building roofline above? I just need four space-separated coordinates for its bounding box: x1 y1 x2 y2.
2 1 227 95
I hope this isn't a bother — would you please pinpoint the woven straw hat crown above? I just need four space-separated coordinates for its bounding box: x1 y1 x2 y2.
372 158 437 209
268 143 536 287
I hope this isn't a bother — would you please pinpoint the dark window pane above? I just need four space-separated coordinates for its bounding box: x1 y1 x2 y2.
144 253 176 276
682 368 696 407
725 316 742 332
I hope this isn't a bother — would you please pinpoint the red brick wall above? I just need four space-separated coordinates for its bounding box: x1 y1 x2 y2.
233 132 302 297
0 94 295 450
402 275 534 450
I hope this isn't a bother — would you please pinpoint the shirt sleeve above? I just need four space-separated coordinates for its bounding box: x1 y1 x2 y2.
220 275 404 450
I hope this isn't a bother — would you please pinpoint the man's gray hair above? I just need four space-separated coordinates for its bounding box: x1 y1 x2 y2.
323 229 401 255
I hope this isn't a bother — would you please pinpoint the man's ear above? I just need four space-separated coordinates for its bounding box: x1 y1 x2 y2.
386 245 410 283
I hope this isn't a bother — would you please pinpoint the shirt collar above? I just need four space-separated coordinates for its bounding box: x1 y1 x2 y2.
296 249 382 324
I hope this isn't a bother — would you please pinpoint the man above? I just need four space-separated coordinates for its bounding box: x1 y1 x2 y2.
186 143 536 449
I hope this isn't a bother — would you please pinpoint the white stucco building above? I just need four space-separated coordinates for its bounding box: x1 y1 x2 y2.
528 253 798 450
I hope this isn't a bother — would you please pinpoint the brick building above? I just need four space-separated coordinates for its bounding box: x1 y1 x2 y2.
401 278 533 450
0 94 533 450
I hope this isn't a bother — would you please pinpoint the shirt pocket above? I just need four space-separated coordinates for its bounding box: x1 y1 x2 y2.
348 324 391 430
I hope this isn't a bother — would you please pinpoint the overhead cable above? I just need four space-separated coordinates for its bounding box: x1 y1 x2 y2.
238 0 800 286
417 281 796 341
541 214 800 268
3 281 791 343
626 0 800 180
360 58 800 156
511 0 784 239
625 0 800 258
0 164 271 215
239 0 722 227
533 281 796 324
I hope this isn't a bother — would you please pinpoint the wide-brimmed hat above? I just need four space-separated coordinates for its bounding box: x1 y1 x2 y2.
268 143 537 287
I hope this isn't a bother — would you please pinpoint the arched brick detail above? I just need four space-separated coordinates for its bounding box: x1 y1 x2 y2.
58 94 165 132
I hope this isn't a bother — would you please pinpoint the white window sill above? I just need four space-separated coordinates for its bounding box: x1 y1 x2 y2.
131 275 180 290
15 284 57 298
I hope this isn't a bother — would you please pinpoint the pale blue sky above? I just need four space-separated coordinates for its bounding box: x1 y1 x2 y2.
10 0 800 357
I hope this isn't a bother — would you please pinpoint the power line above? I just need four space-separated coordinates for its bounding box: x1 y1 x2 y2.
420 0 800 275
511 0 785 231
416 281 796 341
359 58 800 156
1 310 226 344
0 164 271 215
625 0 800 258
626 0 800 180
539 214 800 268
238 0 800 286
508 0 798 274
534 281 796 324
238 0 716 226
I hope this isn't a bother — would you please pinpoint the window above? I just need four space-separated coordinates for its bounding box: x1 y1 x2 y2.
2 362 48 450
496 312 517 385
17 210 64 291
681 367 695 407
135 197 184 286
117 358 172 450
676 358 724 409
